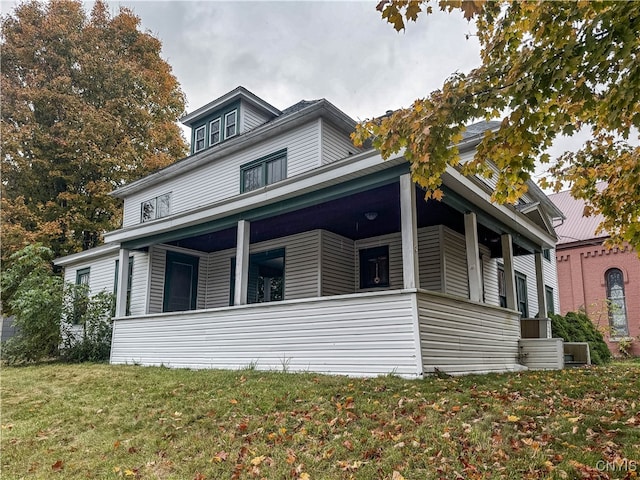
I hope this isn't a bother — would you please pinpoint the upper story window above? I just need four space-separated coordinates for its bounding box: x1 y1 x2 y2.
141 193 171 222
194 125 206 152
606 268 628 337
209 118 221 146
225 110 237 138
241 149 287 193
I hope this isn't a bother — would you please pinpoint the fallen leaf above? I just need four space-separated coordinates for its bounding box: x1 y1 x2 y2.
51 460 64 471
507 415 520 422
392 472 406 480
251 455 266 466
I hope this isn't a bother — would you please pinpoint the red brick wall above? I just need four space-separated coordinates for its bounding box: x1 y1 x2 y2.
556 244 640 357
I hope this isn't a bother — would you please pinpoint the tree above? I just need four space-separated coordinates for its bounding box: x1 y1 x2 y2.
353 1 640 250
1 0 187 261
0 245 63 363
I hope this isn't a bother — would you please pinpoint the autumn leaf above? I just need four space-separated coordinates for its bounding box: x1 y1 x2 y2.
51 460 64 471
251 455 266 466
507 415 520 422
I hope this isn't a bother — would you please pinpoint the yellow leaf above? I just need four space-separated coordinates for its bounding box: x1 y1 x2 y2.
299 473 311 480
392 472 406 480
251 455 266 466
507 415 520 422
568 417 580 423
124 469 136 477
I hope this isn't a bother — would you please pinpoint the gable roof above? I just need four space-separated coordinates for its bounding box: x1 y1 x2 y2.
547 184 607 246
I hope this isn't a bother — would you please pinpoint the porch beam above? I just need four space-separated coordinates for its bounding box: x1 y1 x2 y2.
400 174 420 289
534 251 548 318
501 234 518 311
234 220 250 305
115 247 130 317
464 212 483 302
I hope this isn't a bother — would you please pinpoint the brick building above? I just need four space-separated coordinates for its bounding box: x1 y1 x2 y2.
549 188 639 357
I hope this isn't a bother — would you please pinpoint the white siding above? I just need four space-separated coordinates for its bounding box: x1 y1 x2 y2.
355 232 403 292
417 290 523 375
543 249 560 314
417 226 442 292
321 120 358 165
442 228 469 298
122 121 321 227
110 291 421 378
482 253 500 307
320 230 355 296
518 338 564 370
242 102 271 131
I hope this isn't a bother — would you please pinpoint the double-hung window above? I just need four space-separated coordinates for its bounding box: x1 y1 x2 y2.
209 118 221 146
194 125 206 152
73 268 90 324
113 257 134 316
241 149 287 193
225 110 237 138
515 271 529 317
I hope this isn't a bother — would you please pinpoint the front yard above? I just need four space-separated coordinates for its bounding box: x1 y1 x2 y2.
1 361 639 479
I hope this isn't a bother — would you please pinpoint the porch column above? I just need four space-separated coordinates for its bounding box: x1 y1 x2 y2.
115 247 130 317
534 251 548 318
464 212 483 302
400 173 420 289
501 234 518 311
234 220 250 306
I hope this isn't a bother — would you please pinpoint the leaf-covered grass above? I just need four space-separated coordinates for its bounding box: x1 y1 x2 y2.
2 363 639 479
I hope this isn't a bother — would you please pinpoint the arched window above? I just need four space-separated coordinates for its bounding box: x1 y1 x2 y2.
606 268 629 337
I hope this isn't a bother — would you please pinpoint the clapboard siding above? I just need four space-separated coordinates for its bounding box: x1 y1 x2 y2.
204 231 321 308
147 245 208 313
417 226 442 292
242 101 271 131
482 255 500 307
122 121 321 227
355 233 403 292
128 252 149 316
518 338 563 370
110 291 420 377
417 290 522 374
320 230 355 296
442 228 469 297
321 120 358 165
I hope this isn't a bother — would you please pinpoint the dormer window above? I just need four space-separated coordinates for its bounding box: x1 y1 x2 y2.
209 118 221 146
194 125 206 152
225 110 237 138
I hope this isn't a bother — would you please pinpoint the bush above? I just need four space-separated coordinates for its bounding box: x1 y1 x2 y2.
60 285 114 363
1 245 63 364
550 311 612 365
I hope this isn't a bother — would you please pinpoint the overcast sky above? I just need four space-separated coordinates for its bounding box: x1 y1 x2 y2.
0 0 592 182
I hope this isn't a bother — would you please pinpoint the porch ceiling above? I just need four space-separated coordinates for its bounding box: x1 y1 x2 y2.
167 184 482 253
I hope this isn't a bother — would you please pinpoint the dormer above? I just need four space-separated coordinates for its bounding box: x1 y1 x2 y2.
180 86 281 155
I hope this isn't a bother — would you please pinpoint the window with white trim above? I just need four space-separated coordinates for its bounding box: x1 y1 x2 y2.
141 193 171 222
225 110 237 138
209 118 221 146
194 125 206 152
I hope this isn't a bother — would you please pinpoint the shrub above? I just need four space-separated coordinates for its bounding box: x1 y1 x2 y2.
0 245 63 364
550 311 612 365
60 286 114 363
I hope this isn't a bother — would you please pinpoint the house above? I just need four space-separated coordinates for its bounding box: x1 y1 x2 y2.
549 187 640 357
54 86 568 377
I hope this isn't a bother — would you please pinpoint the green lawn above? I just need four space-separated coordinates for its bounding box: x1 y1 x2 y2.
1 362 639 479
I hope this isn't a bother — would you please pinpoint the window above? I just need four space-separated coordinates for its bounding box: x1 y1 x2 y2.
545 285 555 316
515 271 529 317
209 118 221 146
241 150 287 192
606 268 629 337
225 110 237 138
543 249 551 261
163 251 199 312
73 268 90 324
194 125 206 152
229 249 285 305
113 257 133 316
141 193 171 222
359 246 389 289
498 266 507 308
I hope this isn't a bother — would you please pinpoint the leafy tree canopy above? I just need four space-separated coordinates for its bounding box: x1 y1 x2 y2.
353 0 639 250
1 0 187 261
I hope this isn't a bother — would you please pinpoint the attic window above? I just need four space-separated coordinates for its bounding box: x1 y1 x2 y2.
225 110 237 138
209 118 221 146
194 125 206 152
141 193 171 222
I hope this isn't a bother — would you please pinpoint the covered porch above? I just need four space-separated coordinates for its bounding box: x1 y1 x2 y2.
109 154 559 376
